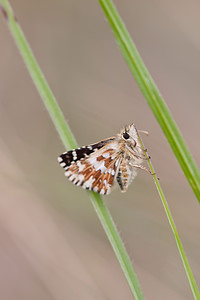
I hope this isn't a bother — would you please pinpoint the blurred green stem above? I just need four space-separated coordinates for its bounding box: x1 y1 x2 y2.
0 0 145 299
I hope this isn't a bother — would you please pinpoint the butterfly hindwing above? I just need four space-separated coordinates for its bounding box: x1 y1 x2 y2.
84 148 121 194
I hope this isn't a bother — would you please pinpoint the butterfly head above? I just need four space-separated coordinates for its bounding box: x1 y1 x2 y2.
120 123 138 148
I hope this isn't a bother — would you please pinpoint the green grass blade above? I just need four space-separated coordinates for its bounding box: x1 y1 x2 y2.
99 0 200 204
1 2 76 151
90 192 144 300
137 132 200 300
99 1 200 299
0 1 145 298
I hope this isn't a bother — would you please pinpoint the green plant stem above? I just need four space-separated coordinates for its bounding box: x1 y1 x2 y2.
0 1 145 298
90 192 144 300
1 2 76 150
99 1 200 299
137 132 200 300
99 0 200 204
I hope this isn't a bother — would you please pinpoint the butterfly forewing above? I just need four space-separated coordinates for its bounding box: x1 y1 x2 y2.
58 139 120 194
58 138 115 168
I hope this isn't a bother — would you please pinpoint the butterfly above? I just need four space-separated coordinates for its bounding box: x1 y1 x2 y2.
58 123 152 195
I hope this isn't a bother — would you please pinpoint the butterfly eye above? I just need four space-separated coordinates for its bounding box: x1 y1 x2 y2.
123 132 130 139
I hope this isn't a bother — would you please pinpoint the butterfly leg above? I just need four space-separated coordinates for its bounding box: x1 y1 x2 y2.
135 146 151 159
132 153 150 160
127 148 149 160
139 154 150 160
129 163 155 175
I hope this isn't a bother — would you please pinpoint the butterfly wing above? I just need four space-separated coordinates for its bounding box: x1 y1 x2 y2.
58 138 115 168
58 138 121 195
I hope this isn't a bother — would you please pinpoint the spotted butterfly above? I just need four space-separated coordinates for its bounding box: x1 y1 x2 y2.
58 124 152 195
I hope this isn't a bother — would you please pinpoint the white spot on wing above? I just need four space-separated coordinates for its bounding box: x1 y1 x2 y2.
94 161 106 173
115 159 119 167
100 188 105 195
109 144 118 150
74 174 84 185
88 156 97 165
72 150 77 160
77 161 85 172
69 174 76 181
65 171 71 177
83 176 95 189
60 162 66 167
102 152 110 159
58 157 63 162
93 186 99 192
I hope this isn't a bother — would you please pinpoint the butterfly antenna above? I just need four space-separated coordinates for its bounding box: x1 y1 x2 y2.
138 130 149 136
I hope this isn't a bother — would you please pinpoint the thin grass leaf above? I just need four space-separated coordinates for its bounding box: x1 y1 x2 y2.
0 1 145 299
137 131 200 300
99 1 200 299
99 0 200 204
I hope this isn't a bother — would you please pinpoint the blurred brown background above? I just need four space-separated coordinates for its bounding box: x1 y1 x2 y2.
1 1 200 299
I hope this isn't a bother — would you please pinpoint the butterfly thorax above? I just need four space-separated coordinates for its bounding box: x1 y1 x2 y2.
116 135 144 192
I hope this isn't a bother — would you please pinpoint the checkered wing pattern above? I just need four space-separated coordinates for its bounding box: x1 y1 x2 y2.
58 139 121 195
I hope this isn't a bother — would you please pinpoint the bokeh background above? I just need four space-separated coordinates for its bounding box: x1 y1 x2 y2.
1 1 200 299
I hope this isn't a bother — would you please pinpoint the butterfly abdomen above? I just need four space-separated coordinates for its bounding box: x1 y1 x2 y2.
116 158 135 192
